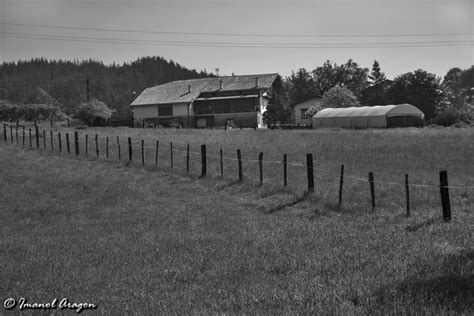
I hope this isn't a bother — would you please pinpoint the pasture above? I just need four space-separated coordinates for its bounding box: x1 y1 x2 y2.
1 126 473 313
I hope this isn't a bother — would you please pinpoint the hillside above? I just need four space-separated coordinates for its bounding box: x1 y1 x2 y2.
0 57 212 119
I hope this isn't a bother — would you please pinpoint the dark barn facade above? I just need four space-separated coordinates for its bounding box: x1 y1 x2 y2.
131 74 284 128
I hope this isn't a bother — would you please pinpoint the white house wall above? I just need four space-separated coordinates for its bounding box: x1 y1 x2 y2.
293 98 322 125
132 104 157 119
133 103 190 119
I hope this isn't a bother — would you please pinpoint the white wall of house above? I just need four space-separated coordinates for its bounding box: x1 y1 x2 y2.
132 103 190 119
173 103 190 116
257 96 269 128
293 97 322 126
132 104 158 119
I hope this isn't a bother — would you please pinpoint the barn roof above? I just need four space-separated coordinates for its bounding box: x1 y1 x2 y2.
313 104 424 118
131 73 279 106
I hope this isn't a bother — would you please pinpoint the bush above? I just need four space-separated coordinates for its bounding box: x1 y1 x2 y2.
75 99 114 126
433 106 472 126
321 85 360 108
0 100 65 122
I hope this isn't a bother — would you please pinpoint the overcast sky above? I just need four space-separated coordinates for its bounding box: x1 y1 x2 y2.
0 0 472 80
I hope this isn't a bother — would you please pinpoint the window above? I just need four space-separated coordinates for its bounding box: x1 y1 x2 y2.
158 105 172 117
300 108 309 119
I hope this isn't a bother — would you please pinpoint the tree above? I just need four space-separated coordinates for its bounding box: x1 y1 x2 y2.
75 99 115 126
312 59 368 98
368 60 386 86
320 85 360 109
263 88 292 127
387 69 443 121
442 66 473 109
286 68 319 105
361 60 389 106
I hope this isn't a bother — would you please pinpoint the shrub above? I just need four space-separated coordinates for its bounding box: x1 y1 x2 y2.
321 85 360 108
75 99 114 126
0 100 65 122
433 106 472 126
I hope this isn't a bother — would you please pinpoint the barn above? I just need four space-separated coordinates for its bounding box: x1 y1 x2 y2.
130 73 284 129
312 104 425 129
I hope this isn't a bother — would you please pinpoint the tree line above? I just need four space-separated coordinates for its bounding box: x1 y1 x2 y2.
1 56 472 126
0 57 212 120
281 60 473 125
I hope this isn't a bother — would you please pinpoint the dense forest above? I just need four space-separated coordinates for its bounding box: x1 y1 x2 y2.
0 57 212 119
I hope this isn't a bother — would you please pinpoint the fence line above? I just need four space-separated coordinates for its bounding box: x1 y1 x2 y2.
2 124 474 196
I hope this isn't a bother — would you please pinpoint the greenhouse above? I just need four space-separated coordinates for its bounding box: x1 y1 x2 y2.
312 104 425 129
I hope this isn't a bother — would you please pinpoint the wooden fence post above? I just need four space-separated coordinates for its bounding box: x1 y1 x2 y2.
259 152 263 186
128 137 132 161
220 148 224 178
186 144 190 172
369 172 375 212
15 126 18 145
141 140 145 167
155 140 159 166
439 170 451 222
201 144 207 177
339 164 344 206
3 124 6 142
29 128 32 147
95 134 99 158
283 154 287 186
35 126 39 148
170 142 173 169
10 125 13 143
66 133 70 154
306 153 314 193
43 130 46 149
58 132 61 152
117 136 121 161
405 174 410 217
85 134 88 157
74 131 79 156
237 149 243 182
50 130 53 151
22 127 25 147
106 136 109 159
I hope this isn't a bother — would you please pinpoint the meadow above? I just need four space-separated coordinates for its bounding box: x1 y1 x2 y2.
1 125 473 313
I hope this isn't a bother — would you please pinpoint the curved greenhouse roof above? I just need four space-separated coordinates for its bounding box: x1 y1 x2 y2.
312 104 425 129
313 104 423 118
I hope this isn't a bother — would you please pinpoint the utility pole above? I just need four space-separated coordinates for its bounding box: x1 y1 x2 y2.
86 78 90 103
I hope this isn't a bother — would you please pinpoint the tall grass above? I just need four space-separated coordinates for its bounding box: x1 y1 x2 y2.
20 123 474 216
0 143 472 314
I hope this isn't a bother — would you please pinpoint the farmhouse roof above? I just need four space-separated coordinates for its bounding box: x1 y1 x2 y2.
313 104 424 118
290 95 322 108
131 73 279 106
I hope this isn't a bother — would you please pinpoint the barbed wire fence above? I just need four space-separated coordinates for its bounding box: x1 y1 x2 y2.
3 122 474 222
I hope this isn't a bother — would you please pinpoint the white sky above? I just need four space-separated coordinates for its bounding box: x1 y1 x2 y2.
0 0 472 80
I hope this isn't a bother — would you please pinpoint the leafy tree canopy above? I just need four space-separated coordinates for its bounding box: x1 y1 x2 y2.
286 68 319 105
312 59 369 98
387 69 443 121
321 85 360 109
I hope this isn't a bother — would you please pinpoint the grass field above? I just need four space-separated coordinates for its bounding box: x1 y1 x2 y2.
1 126 473 313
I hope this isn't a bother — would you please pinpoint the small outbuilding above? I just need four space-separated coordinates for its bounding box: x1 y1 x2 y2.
312 104 425 129
291 96 322 126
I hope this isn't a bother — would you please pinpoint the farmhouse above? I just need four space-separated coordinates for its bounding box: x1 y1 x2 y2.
131 73 284 128
312 104 425 129
291 96 322 126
